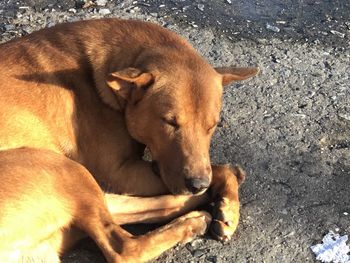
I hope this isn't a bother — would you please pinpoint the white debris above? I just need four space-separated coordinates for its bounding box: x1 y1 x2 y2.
311 231 350 263
197 4 205 12
276 20 287 24
226 0 232 4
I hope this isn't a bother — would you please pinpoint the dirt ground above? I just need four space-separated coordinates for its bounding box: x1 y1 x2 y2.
0 0 349 262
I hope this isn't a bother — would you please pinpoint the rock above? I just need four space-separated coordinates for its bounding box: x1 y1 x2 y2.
281 209 288 215
182 6 190 12
47 22 55 28
337 107 350 121
22 26 33 34
266 23 280 32
99 8 111 15
257 38 268 44
206 255 218 262
4 24 15 31
96 0 107 6
189 238 203 249
345 22 350 30
193 249 205 258
75 0 85 9
82 0 95 9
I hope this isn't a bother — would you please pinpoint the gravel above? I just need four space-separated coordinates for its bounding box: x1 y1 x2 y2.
0 0 349 262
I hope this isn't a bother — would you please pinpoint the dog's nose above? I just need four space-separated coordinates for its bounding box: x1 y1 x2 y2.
185 177 210 194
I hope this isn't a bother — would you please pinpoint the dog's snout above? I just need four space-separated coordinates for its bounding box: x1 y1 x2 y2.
184 177 210 194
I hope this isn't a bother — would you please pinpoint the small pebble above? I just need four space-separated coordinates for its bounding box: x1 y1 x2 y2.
99 8 111 15
345 22 350 30
266 23 280 32
4 25 15 31
190 239 202 248
193 249 205 258
206 255 218 263
96 0 107 6
68 8 77 13
182 6 190 12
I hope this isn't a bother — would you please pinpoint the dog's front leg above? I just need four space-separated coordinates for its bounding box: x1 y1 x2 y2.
111 159 170 196
108 159 245 242
209 165 246 241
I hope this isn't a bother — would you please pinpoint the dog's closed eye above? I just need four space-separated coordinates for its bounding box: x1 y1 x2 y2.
162 116 179 130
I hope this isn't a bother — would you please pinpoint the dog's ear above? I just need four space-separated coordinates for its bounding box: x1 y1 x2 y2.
231 165 246 186
215 67 260 86
106 68 154 102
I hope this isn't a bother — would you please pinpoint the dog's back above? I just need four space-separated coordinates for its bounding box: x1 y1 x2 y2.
0 18 193 156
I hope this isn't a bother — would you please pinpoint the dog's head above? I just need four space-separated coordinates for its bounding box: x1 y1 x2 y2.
106 48 258 195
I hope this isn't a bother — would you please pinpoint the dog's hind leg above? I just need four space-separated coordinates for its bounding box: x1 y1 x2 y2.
74 201 211 263
0 148 211 262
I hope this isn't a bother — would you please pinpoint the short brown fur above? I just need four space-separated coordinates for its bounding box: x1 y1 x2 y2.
0 19 258 262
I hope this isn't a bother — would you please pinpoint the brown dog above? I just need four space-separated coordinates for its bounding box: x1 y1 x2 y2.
0 19 258 262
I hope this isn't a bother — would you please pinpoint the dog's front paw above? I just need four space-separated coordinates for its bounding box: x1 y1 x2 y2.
209 165 245 242
175 211 212 244
210 197 239 242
